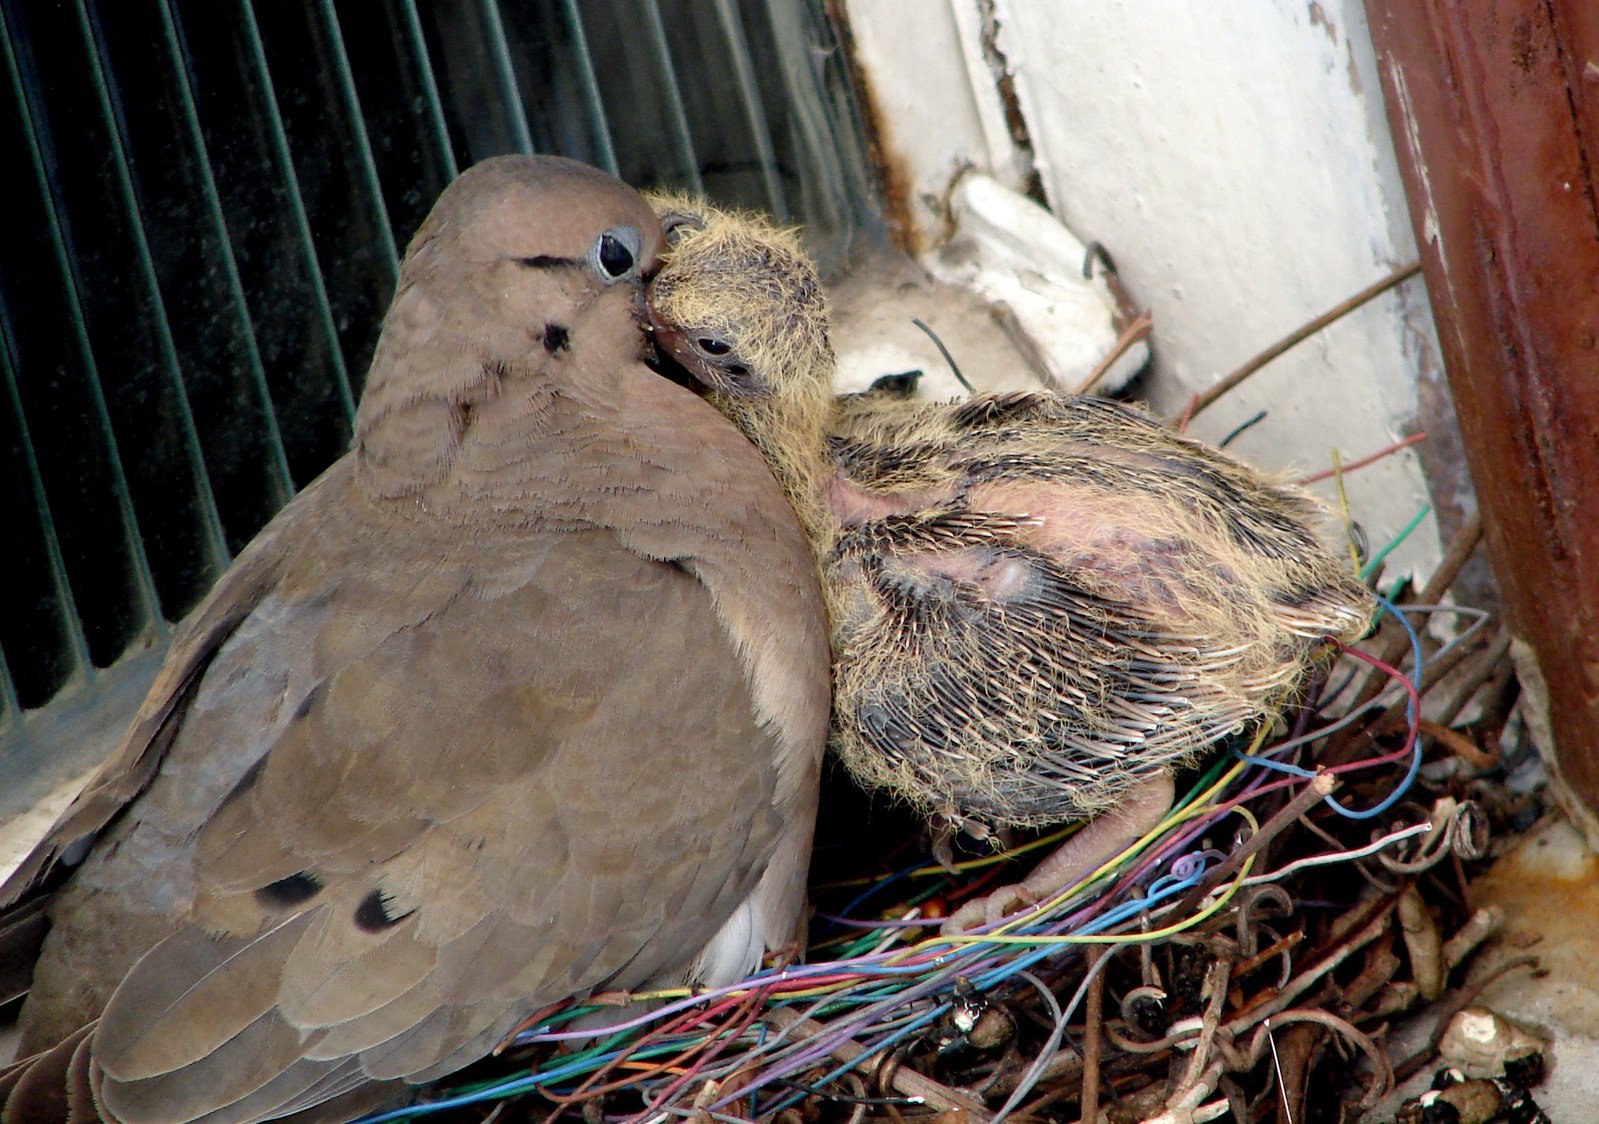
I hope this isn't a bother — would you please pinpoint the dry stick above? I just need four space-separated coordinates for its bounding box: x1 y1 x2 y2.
1440 906 1504 968
1323 511 1485 764
1226 901 1397 1035
1178 261 1422 424
1379 507 1484 668
1430 628 1514 729
1246 1010 1394 1108
1419 719 1498 770
1230 929 1305 981
1079 947 1106 1122
1268 1019 1317 1124
1341 936 1403 1010
1392 954 1541 1084
1175 953 1236 1098
1296 432 1428 485
1075 310 1154 396
758 1007 992 1119
1170 772 1338 920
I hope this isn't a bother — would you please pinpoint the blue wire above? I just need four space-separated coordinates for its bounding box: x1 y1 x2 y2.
1233 594 1423 820
828 855 928 927
1323 593 1422 819
759 1002 949 1115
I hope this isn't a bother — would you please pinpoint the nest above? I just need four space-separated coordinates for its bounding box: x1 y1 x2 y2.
357 493 1548 1123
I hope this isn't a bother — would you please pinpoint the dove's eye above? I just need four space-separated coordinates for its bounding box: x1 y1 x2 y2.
598 235 633 276
589 225 642 282
698 337 731 355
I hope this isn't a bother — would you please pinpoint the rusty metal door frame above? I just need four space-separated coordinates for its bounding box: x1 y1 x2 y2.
1364 1 1599 827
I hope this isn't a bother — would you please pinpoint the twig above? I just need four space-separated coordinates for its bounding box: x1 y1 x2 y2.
1075 310 1153 395
1340 935 1403 1010
986 302 1060 391
1175 951 1235 1096
1398 885 1446 1000
1391 955 1541 1085
1227 900 1395 1033
1179 262 1421 423
1297 433 1428 484
1244 1010 1393 1107
1431 628 1514 730
1171 773 1337 919
1441 907 1504 969
758 1007 992 1119
1079 948 1106 1122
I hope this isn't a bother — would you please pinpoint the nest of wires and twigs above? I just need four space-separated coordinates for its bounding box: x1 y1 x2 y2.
353 497 1544 1124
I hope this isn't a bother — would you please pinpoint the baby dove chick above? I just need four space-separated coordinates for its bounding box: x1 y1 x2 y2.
0 156 829 1123
645 196 1373 933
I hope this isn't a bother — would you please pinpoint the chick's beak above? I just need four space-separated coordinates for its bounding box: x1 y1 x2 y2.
641 297 709 397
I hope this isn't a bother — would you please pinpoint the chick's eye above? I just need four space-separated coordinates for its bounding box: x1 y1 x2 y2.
597 234 634 277
698 337 731 355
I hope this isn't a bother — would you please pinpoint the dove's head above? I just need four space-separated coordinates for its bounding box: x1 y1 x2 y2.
355 155 667 496
643 195 835 446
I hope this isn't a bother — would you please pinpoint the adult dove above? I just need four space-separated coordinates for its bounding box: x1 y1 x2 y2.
0 155 829 1123
644 197 1372 934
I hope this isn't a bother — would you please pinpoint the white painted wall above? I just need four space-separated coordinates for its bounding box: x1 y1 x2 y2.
841 0 1447 584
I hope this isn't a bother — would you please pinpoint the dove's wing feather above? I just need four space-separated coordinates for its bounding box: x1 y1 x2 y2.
0 465 324 913
1 155 829 1123
83 516 780 1117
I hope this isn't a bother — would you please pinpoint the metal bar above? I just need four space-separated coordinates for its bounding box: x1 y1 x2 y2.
640 0 703 193
157 0 296 508
1365 0 1599 818
0 640 18 728
478 0 534 155
316 0 401 282
236 0 358 424
710 0 787 220
759 0 851 232
78 0 230 585
557 0 616 175
398 0 457 179
1 4 160 671
0 314 93 695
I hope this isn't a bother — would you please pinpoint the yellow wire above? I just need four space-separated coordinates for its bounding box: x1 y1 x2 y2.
633 721 1278 1002
941 806 1261 947
813 822 1083 891
1329 447 1361 575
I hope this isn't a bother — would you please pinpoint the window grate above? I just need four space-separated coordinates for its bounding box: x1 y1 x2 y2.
0 0 875 778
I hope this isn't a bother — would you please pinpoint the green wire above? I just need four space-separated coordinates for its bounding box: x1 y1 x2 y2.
1360 503 1431 580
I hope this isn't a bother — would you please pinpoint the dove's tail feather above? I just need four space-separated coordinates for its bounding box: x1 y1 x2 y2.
1 1023 409 1123
1 1023 96 1124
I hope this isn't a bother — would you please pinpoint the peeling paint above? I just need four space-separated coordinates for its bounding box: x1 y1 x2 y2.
971 0 1042 201
1388 62 1464 367
825 0 923 254
1308 1 1339 44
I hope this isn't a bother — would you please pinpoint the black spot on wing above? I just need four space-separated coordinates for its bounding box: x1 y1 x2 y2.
354 888 414 932
257 871 324 908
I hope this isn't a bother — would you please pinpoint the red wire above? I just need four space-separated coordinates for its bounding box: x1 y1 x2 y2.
1323 642 1421 776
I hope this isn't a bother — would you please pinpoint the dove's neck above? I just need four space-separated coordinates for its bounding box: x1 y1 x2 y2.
708 378 841 560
